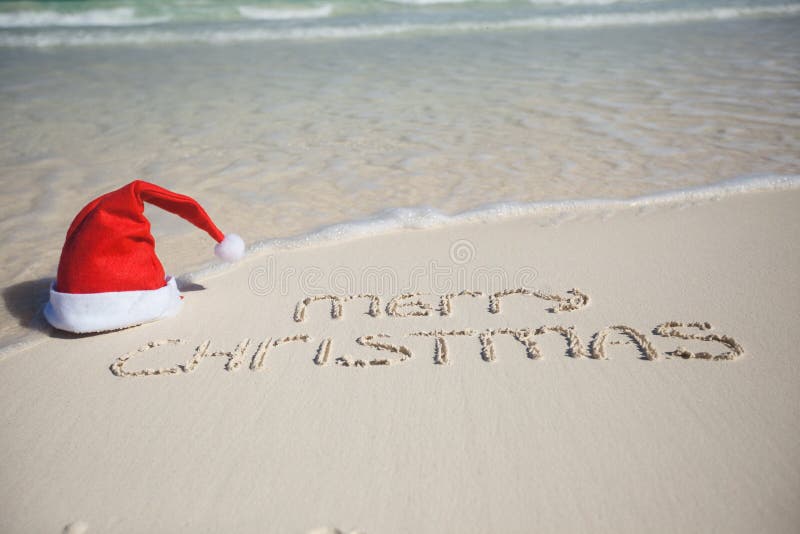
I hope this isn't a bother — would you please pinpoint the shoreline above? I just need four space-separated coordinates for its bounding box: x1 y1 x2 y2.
3 174 798 358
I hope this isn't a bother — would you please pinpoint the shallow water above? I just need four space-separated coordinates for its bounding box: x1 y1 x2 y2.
0 2 799 349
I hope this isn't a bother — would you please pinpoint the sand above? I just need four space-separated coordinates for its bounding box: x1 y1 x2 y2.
1 188 798 533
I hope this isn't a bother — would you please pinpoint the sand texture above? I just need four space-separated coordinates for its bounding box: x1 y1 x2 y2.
1 190 798 533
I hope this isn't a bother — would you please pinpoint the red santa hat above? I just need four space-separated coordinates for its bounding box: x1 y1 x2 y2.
44 180 245 333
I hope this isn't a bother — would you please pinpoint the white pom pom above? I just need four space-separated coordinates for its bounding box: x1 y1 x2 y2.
215 233 245 262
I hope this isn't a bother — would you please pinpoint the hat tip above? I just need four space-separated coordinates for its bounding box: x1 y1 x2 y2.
215 233 245 262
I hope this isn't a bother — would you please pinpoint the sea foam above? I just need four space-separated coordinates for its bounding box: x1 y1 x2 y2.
0 7 169 29
383 0 481 4
1 4 798 47
237 4 334 21
528 0 654 5
179 174 800 283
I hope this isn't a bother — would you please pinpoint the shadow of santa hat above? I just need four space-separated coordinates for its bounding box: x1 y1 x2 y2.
44 180 245 334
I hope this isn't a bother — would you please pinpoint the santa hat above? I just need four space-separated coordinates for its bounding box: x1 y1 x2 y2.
44 180 245 333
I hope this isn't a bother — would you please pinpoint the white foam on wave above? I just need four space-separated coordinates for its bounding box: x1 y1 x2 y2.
2 3 798 47
4 4 800 46
237 4 334 21
180 174 800 284
383 0 479 5
529 0 655 6
0 7 169 29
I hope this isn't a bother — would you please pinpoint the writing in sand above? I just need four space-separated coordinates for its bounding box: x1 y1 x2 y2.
111 287 744 377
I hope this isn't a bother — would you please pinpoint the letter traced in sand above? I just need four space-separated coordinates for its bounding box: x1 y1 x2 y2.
386 293 432 317
294 295 344 322
332 334 413 367
488 288 590 314
182 339 260 373
347 294 382 318
294 294 381 322
654 321 744 360
590 325 660 360
314 338 334 366
250 335 311 371
438 290 484 317
531 325 589 359
479 326 588 362
110 338 187 377
409 329 476 364
217 338 254 371
249 338 273 370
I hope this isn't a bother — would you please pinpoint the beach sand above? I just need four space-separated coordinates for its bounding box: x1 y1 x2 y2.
1 188 798 533
2 4 799 530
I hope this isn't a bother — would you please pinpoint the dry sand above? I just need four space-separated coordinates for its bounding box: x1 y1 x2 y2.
1 189 798 533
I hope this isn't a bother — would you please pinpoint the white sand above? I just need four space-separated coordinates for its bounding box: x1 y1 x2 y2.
1 189 798 533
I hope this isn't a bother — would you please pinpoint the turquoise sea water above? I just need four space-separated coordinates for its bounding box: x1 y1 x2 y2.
0 0 798 45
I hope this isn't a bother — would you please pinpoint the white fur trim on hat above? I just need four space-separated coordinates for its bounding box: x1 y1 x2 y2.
215 233 245 262
44 276 183 334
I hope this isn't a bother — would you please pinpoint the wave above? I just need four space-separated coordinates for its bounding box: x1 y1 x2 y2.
0 7 169 29
388 0 649 4
1 4 798 47
181 173 800 282
528 0 657 5
237 4 334 20
383 0 483 4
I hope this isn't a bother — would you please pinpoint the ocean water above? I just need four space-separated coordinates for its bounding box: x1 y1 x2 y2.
1 0 799 351
1 0 800 44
